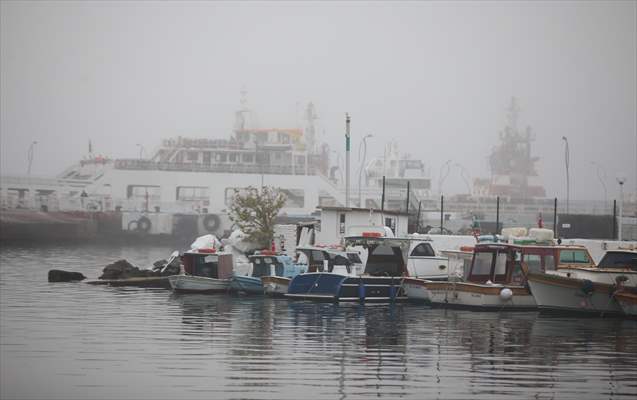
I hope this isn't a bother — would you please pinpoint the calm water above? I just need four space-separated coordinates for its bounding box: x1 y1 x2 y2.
1 244 636 400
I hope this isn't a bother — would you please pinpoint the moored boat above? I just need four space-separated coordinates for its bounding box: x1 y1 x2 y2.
286 234 409 302
231 251 306 295
168 249 234 293
526 249 637 315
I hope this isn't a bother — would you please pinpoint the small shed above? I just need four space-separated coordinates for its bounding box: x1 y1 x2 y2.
316 206 410 245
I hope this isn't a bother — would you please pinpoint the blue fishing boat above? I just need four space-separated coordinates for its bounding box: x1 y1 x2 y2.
286 234 410 302
232 251 306 294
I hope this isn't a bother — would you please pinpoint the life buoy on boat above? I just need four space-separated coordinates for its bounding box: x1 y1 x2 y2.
202 214 221 232
137 216 152 233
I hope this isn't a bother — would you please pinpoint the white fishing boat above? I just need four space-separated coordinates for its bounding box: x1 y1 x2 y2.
526 249 637 315
168 249 234 293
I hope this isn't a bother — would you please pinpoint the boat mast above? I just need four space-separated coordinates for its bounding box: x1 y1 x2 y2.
345 113 351 208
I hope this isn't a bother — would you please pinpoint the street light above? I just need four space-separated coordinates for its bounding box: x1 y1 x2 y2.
358 134 373 207
438 160 452 195
27 141 37 175
590 161 607 204
562 136 570 214
617 176 626 241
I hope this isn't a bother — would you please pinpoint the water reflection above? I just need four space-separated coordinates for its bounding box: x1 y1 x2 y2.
2 244 636 400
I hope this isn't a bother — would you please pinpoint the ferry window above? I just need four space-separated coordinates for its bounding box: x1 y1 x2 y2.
559 250 591 264
472 252 493 275
229 153 237 162
494 252 507 275
203 152 212 164
126 185 160 200
242 154 254 163
176 186 209 201
410 243 435 257
524 254 542 273
544 255 556 271
187 151 198 162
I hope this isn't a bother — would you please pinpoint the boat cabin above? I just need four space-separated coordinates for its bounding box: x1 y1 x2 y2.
248 253 305 278
468 243 595 285
182 250 234 279
296 245 363 275
344 236 410 277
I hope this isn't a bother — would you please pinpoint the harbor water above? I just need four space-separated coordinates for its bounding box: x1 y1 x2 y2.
1 244 636 400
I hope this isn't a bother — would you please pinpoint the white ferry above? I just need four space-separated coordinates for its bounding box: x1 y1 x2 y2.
0 98 432 237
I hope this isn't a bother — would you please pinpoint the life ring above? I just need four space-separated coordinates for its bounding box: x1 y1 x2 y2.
202 214 220 232
137 216 152 233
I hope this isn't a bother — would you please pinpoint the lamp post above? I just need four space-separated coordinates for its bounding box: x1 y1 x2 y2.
562 136 570 214
590 161 607 204
27 141 37 175
358 134 373 207
617 176 626 241
438 159 452 195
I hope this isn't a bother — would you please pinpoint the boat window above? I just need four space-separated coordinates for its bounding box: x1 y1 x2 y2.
253 258 262 264
373 244 395 255
347 253 362 264
544 255 556 271
494 252 507 276
176 186 209 201
252 263 271 278
410 243 435 257
275 264 284 276
524 254 542 273
597 252 637 270
126 185 160 200
194 255 218 278
263 257 273 263
559 250 591 264
472 252 493 275
311 250 325 262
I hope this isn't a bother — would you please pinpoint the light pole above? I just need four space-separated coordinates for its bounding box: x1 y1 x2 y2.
590 161 607 204
438 159 452 195
27 141 37 175
345 113 351 208
562 136 570 214
136 143 144 160
358 134 373 207
617 176 626 241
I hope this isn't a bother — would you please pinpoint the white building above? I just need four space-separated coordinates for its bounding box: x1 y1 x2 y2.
316 206 410 245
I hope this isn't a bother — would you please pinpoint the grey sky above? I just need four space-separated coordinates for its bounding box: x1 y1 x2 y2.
1 0 635 201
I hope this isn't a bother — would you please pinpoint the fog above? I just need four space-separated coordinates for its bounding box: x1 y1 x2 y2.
1 1 635 201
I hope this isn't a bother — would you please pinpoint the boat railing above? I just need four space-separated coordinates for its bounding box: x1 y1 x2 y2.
113 159 321 176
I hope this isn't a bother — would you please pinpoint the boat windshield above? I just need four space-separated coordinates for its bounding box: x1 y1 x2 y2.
559 249 592 264
472 252 493 276
597 252 637 270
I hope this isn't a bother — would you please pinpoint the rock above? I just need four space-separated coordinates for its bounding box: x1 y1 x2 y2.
48 269 86 282
99 259 160 280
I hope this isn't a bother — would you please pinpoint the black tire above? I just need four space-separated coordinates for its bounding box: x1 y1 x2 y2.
137 216 152 232
202 214 220 232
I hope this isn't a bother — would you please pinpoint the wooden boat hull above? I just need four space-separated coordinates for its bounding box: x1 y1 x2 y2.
402 277 433 302
260 276 291 297
86 276 171 289
526 272 622 315
413 280 535 310
168 275 231 293
230 275 264 294
615 291 637 316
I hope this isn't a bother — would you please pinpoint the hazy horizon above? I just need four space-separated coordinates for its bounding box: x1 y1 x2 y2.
1 1 635 202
